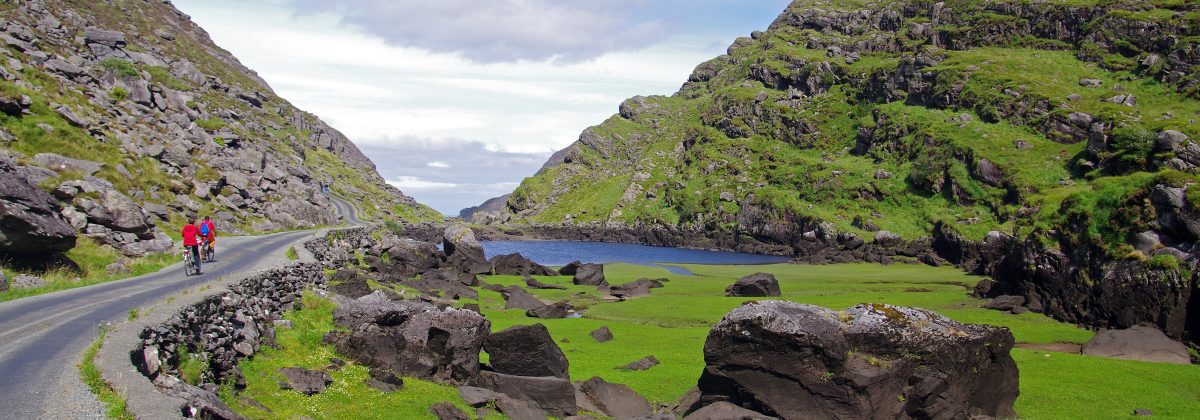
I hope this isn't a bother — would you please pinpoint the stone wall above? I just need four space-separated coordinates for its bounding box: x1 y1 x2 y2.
127 226 373 418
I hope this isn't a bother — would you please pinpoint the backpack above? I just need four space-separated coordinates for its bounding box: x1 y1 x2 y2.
199 222 211 236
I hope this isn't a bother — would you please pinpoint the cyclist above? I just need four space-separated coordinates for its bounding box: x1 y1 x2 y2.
199 215 216 261
181 216 203 274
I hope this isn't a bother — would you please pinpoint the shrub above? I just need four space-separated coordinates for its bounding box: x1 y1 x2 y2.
109 86 128 101
99 58 138 78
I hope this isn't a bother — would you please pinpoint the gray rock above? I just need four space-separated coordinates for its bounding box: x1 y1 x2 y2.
590 326 613 343
1082 325 1190 365
501 286 546 311
458 386 503 407
872 230 903 247
575 376 653 419
484 323 570 379
33 152 102 175
1079 78 1103 88
984 295 1026 311
277 367 332 395
695 301 1018 419
1155 130 1189 152
619 355 659 371
563 262 606 286
443 224 490 274
473 370 576 417
1150 185 1186 209
0 271 6 292
0 93 30 115
725 272 780 297
719 191 736 202
685 402 777 420
84 27 127 47
873 169 892 179
527 301 574 319
0 156 77 253
365 367 404 392
1133 231 1162 254
429 402 469 420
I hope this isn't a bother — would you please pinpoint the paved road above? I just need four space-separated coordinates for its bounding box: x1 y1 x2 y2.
0 195 360 419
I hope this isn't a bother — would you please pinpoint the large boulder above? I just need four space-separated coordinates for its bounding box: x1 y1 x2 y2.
685 402 777 420
277 367 332 395
1081 325 1190 365
695 301 1018 420
575 377 654 419
0 156 77 253
500 286 545 311
610 278 664 299
491 253 557 276
443 224 491 274
566 262 606 286
331 296 490 385
473 371 577 417
725 273 781 297
484 323 570 379
383 238 442 277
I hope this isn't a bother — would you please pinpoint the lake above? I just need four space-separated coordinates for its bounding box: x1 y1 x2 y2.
481 240 792 275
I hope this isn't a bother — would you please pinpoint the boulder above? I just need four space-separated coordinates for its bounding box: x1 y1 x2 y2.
559 261 583 276
0 271 7 292
610 278 664 299
695 301 1018 419
0 156 77 253
443 224 491 274
333 298 490 385
1081 325 1190 365
458 385 503 407
491 253 558 276
277 367 332 395
429 402 470 420
570 263 606 286
983 295 1025 311
474 371 576 417
525 275 567 290
501 286 546 311
383 238 442 276
575 377 654 419
619 355 660 371
329 269 372 299
495 395 549 420
685 402 777 420
527 301 574 319
725 273 781 297
365 367 404 392
590 326 613 343
484 324 570 379
32 152 102 176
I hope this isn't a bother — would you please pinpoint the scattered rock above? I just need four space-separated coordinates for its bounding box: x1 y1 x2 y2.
484 323 570 379
473 370 577 417
0 156 77 254
11 274 46 289
972 279 994 298
695 301 1018 419
526 275 567 290
567 262 606 286
1107 94 1136 107
105 261 129 276
0 271 7 293
619 355 660 371
610 278 664 300
501 286 546 311
1079 78 1103 88
494 395 549 420
1134 408 1154 416
527 301 574 319
458 385 503 407
366 368 404 392
429 402 470 420
491 253 557 276
575 376 654 419
590 326 613 343
719 191 736 202
443 224 491 274
277 367 332 395
1082 325 1190 365
685 402 777 420
984 295 1026 311
32 152 102 176
725 273 780 297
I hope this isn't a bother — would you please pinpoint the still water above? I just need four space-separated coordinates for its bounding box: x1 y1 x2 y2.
481 240 791 275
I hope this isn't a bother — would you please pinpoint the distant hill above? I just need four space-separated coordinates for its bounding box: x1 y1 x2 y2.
458 194 511 223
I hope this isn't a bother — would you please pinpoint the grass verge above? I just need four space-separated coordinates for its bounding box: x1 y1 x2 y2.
1 237 177 303
79 327 135 420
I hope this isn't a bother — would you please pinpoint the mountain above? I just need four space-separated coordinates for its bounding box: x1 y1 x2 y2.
0 0 439 259
458 194 511 223
493 0 1200 338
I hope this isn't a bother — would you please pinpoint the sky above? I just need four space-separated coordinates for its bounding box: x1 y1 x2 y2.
173 0 791 215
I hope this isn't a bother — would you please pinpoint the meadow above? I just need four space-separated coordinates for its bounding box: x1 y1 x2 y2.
225 262 1200 419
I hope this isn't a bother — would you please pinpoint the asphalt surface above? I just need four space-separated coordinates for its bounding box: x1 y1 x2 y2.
0 195 360 419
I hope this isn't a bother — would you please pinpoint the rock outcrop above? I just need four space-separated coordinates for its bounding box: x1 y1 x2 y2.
483 324 570 379
1082 325 1191 365
725 272 781 297
695 301 1018 419
0 156 76 254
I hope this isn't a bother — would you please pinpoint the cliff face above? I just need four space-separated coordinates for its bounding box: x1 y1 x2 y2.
0 0 439 257
501 0 1200 339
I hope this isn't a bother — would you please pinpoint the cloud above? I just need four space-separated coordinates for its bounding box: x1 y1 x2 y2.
282 0 671 63
360 136 552 215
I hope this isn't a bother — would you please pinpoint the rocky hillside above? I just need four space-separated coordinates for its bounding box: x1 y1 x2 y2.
495 0 1200 339
0 0 439 259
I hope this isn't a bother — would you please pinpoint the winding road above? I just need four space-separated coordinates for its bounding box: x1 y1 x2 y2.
0 195 361 419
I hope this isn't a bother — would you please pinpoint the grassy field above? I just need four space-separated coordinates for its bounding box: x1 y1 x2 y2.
0 237 177 303
227 263 1200 419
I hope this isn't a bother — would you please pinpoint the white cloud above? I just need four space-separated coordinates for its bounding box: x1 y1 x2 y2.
388 176 458 190
283 0 669 63
427 161 450 168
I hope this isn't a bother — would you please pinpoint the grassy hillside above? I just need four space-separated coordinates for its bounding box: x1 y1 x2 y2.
506 0 1200 249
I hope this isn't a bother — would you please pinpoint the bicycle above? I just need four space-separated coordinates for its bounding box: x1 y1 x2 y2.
201 240 216 263
183 246 201 276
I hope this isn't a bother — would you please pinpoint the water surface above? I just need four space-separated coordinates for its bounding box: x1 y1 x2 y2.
481 240 791 275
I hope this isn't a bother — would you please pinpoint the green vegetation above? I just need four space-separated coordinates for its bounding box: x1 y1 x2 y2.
240 263 1198 418
108 86 128 101
285 246 298 261
99 58 138 78
79 328 135 420
221 291 477 419
0 237 177 302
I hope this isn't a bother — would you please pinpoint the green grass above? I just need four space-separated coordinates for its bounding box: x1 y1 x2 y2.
0 237 177 302
286 246 298 261
79 328 135 420
222 291 477 419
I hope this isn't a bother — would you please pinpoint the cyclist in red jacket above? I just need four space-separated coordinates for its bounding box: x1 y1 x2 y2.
181 217 202 273
199 215 216 260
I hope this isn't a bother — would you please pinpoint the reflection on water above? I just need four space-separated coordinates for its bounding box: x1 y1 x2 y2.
481 240 791 275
